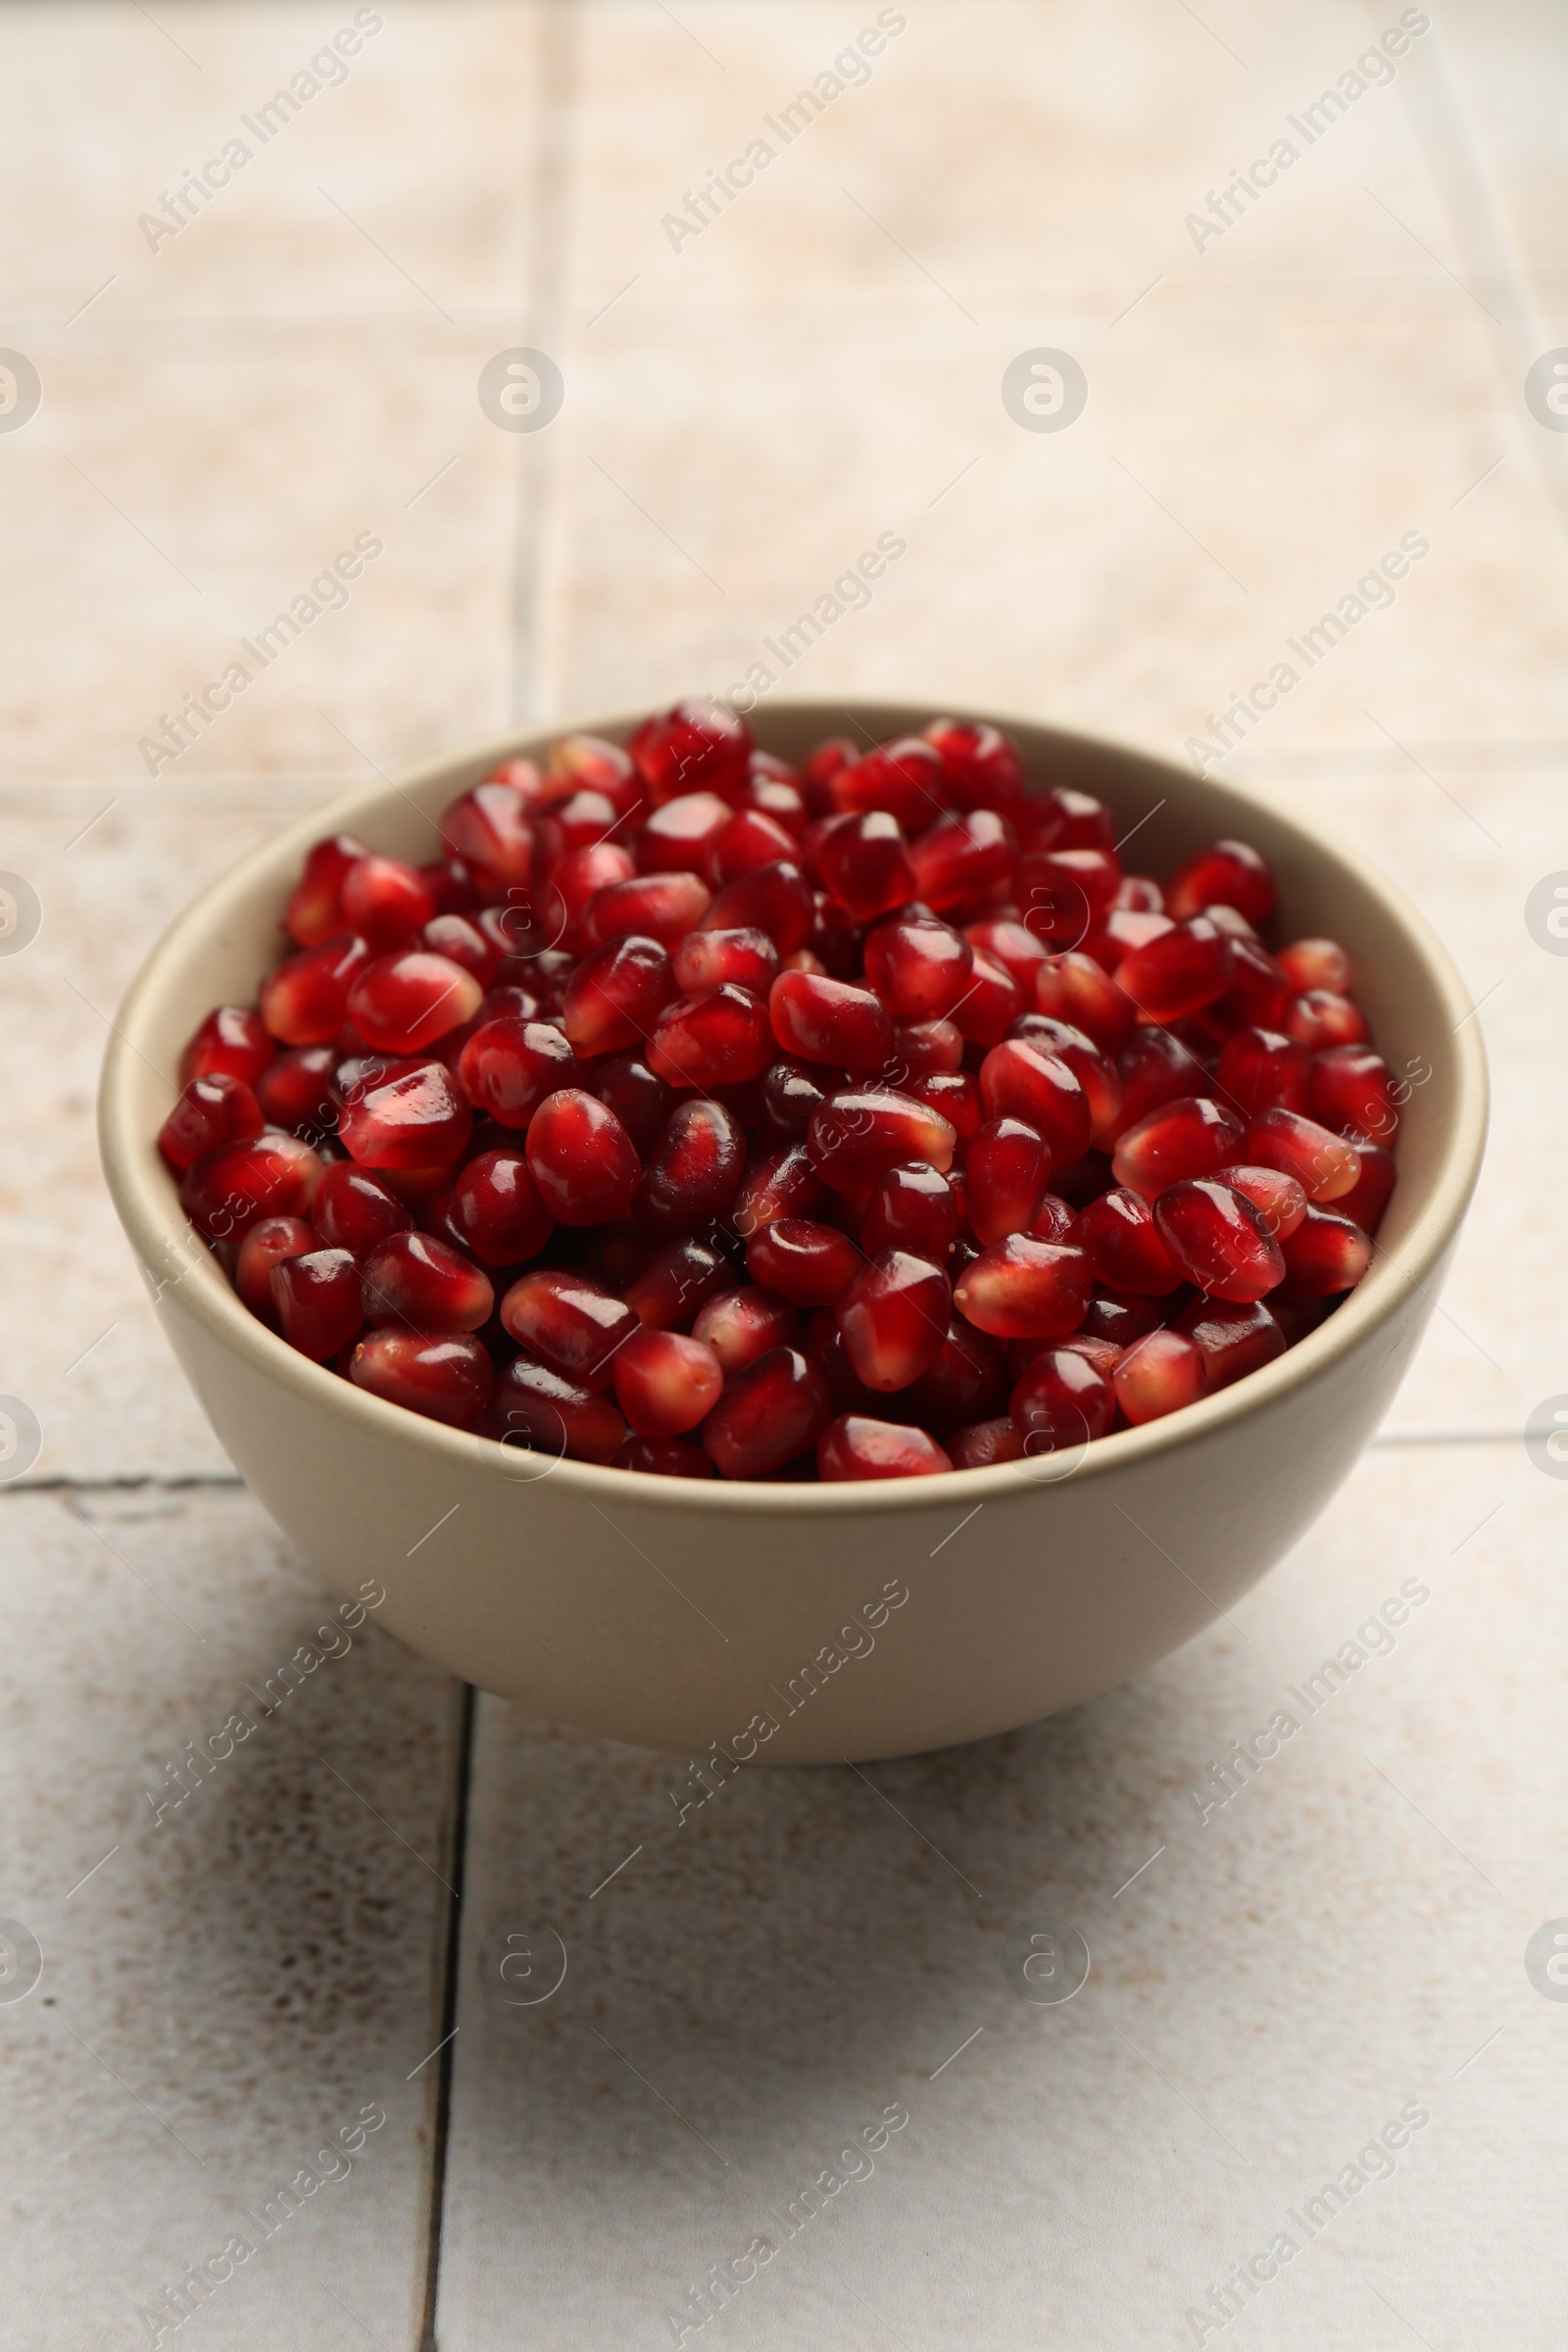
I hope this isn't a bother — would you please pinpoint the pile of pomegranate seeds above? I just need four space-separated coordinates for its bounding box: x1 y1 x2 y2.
163 703 1398 1481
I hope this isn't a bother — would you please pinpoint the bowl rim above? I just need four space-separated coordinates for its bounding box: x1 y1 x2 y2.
99 700 1490 1519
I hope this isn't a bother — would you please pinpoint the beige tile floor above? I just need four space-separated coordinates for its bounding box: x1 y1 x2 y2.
1 4 1565 2347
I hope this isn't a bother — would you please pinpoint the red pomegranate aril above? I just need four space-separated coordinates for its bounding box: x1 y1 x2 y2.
964 916 1046 996
639 791 732 874
1165 839 1277 927
701 860 816 954
340 855 436 951
459 1018 580 1129
1112 1329 1205 1425
1116 915 1235 1023
802 1305 889 1415
1080 1288 1165 1347
1008 1014 1122 1144
1282 990 1369 1050
1174 1296 1287 1391
886 1018 963 1081
500 1267 639 1388
1153 1180 1285 1302
954 1235 1091 1340
339 1059 472 1170
546 733 641 813
746 1217 862 1307
1111 1095 1245 1198
1200 936 1291 1039
422 858 481 917
1071 1187 1183 1295
485 1353 625 1464
801 737 856 808
703 1346 832 1477
901 1318 1009 1431
1010 1346 1114 1448
525 1089 640 1224
283 834 370 947
1277 1204 1372 1298
1035 951 1136 1056
361 1231 493 1332
817 810 916 921
1115 874 1165 913
1028 1192 1078 1244
1308 1044 1399 1143
270 1248 364 1362
731 1143 824 1237
863 916 973 1016
1279 938 1351 995
257 1046 341 1138
235 1216 318 1314
707 808 797 886
832 738 947 831
628 698 752 805
1020 842 1120 932
158 1072 264 1172
180 1132 322 1240
623 1237 731 1332
1216 1026 1310 1118
760 1054 838 1141
583 869 710 951
1057 1332 1124 1380
181 1004 277 1088
837 1249 950 1392
1025 785 1116 855
347 952 483 1054
921 717 1026 815
1213 1161 1307 1240
261 933 373 1047
534 789 619 871
818 1415 953 1480
949 1416 1027 1468
439 784 534 897
1335 1138 1397 1236
950 951 1022 1049
692 1284 799 1372
1114 1023 1214 1135
862 1160 959 1260
612 1328 724 1436
545 844 636 945
905 1068 982 1142
966 1118 1050 1247
1243 1106 1361 1201
910 808 1016 911
646 984 772 1091
808 1088 957 1191
636 1098 746 1233
313 1161 413 1255
444 1149 553 1268
979 1039 1093 1166
351 1329 492 1428
587 1054 674 1156
615 1435 714 1478
769 969 894 1072
563 934 672 1057
673 925 779 998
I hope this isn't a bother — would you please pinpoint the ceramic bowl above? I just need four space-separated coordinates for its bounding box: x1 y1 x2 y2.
99 704 1487 1762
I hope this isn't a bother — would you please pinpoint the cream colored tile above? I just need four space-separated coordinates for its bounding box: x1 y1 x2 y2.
436 1442 1566 2349
0 1489 458 2350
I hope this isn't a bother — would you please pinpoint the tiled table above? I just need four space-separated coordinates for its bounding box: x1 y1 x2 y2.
2 5 1565 2345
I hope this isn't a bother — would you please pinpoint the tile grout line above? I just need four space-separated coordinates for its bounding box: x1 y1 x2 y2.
416 1679 479 2352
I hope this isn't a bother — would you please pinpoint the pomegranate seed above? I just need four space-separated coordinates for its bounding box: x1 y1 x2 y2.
1114 874 1165 913
235 1215 317 1315
863 915 973 1018
351 1329 492 1428
901 1318 1008 1430
639 790 732 874
921 717 1027 814
745 1217 862 1306
181 1132 322 1239
673 925 779 998
1278 1204 1372 1298
1008 1014 1122 1143
979 1039 1093 1165
953 1235 1090 1339
1056 1332 1123 1379
646 984 772 1091
1243 1106 1361 1201
636 1098 746 1232
271 1248 364 1362
1035 951 1136 1055
615 1435 714 1477
459 1018 579 1129
482 1354 623 1463
702 1346 832 1477
525 1089 640 1224
339 855 436 950
1153 1180 1285 1302
158 1071 264 1171
769 969 894 1072
1212 1162 1307 1240
441 1149 553 1268
339 1059 472 1170
1174 1296 1286 1390
1111 1095 1245 1198
801 737 857 808
546 844 636 944
583 869 710 951
1071 1187 1183 1295
562 934 672 1057
623 1237 732 1331
1081 1289 1165 1348
612 1328 724 1436
439 784 534 896
966 1117 1050 1246
1282 990 1369 1050
817 810 916 920
418 914 498 990
587 1054 673 1156
1028 1193 1077 1244
802 1304 888 1414
422 858 481 917
707 808 797 886
1199 936 1290 1037
534 789 620 871
1335 1138 1397 1236
862 1160 959 1259
181 1003 277 1088
627 699 751 804
1216 1025 1310 1117
831 738 947 831
347 951 483 1054
1112 1329 1205 1424
313 1162 413 1255
702 860 816 953
818 1415 953 1480
904 1068 982 1142
728 1141 822 1236
1165 839 1277 926
1278 938 1351 994
1114 1024 1213 1134
950 951 1022 1049
1019 843 1120 941
361 1231 493 1332
692 1284 799 1372
1308 1044 1399 1144
546 734 641 813
1025 786 1116 855
949 1416 1027 1468
499 1267 638 1388
1010 1346 1114 1448
837 1250 950 1391
283 834 370 947
964 916 1047 996
808 1087 957 1191
760 1055 839 1141
909 808 1016 911
883 1018 960 1081
261 933 373 1046
1116 915 1235 1023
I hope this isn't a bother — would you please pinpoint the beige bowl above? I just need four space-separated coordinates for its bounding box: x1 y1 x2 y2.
99 705 1487 1763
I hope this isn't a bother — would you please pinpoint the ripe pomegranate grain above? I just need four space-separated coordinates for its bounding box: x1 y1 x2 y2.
746 1217 862 1307
458 1018 579 1128
647 984 772 1090
1277 1204 1372 1298
1212 1162 1307 1240
818 1416 953 1480
1278 938 1351 995
863 917 972 1017
1216 1026 1310 1118
1165 839 1277 927
622 1237 731 1332
673 925 779 999
1174 1296 1286 1391
1243 1107 1361 1202
692 1284 799 1372
526 1089 641 1224
1071 1187 1183 1296
861 1160 959 1260
1010 1346 1114 1448
158 1072 264 1172
271 1249 365 1362
341 855 436 950
181 1004 277 1087
361 1231 494 1333
837 1250 950 1391
351 1330 493 1428
770 969 893 1071
949 1416 1028 1468
500 1268 638 1387
487 1355 626 1464
808 1088 957 1191
338 1059 472 1170
1153 1180 1285 1302
236 1216 317 1315
702 859 815 952
612 1328 724 1436
1111 1095 1245 1198
636 1098 746 1233
1112 1329 1205 1424
563 934 673 1056
1308 1044 1399 1143
702 1347 833 1478
954 1235 1091 1340
181 1132 322 1240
